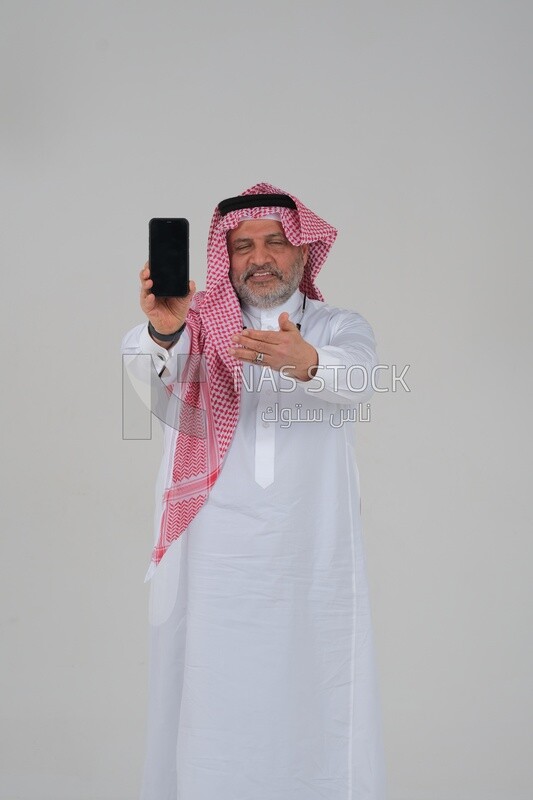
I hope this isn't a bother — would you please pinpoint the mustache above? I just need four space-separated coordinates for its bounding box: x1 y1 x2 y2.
242 264 283 281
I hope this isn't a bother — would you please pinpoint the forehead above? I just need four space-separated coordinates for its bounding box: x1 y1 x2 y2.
227 218 286 243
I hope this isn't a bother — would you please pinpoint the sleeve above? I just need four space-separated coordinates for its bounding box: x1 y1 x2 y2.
121 322 193 435
121 322 191 385
300 310 379 405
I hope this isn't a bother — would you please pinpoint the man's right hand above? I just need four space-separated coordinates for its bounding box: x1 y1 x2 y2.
139 261 196 335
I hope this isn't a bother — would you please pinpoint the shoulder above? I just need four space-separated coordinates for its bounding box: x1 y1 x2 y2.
306 299 374 336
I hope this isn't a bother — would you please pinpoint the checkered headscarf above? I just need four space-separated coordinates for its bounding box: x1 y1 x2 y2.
146 182 337 579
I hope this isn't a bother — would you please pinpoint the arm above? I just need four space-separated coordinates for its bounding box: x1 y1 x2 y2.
230 308 379 406
301 311 379 405
121 262 196 386
121 322 191 384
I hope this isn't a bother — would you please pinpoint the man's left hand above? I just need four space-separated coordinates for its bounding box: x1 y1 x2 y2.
229 312 318 382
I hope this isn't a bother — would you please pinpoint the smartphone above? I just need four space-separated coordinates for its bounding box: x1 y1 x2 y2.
148 218 189 297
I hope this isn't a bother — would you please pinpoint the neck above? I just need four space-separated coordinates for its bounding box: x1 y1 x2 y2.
240 289 306 331
240 288 304 318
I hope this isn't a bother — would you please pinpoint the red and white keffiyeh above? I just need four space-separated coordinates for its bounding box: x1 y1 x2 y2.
147 182 337 578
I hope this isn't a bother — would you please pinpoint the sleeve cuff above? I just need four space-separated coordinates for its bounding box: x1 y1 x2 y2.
300 345 375 403
301 346 344 393
139 323 172 370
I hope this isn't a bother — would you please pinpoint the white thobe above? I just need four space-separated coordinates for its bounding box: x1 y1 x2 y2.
121 289 387 800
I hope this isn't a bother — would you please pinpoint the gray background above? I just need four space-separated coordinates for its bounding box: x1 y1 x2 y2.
1 1 531 799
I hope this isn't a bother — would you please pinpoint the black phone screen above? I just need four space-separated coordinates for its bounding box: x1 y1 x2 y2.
148 218 189 297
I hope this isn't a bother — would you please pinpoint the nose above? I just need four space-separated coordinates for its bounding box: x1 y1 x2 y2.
249 241 270 265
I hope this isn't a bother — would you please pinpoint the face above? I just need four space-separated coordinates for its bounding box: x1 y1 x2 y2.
227 219 309 309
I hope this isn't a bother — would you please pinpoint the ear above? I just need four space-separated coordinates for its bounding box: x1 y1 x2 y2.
301 243 309 267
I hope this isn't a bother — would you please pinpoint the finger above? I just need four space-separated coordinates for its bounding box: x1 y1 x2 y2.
144 292 156 309
140 273 151 290
140 278 153 297
229 346 267 363
232 336 276 357
279 312 298 331
232 329 282 345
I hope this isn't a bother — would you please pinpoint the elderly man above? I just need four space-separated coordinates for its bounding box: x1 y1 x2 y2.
122 183 386 800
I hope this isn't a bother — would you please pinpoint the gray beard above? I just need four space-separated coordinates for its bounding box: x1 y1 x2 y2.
231 256 305 309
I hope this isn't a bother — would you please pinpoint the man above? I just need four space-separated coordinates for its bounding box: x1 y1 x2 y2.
122 183 386 800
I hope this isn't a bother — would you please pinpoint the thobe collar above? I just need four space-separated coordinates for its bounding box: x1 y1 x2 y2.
240 289 305 330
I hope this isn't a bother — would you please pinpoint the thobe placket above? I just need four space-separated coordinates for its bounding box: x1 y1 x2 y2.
241 291 304 490
254 376 276 488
